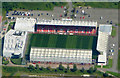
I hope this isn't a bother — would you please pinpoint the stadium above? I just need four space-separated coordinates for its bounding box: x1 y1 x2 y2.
3 17 112 65
29 19 98 64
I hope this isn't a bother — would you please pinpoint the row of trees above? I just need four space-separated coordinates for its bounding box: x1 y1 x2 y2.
28 64 97 74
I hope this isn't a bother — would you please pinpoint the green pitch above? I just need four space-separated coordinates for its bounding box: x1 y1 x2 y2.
31 34 94 49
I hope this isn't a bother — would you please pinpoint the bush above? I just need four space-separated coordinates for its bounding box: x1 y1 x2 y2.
58 64 65 71
71 64 77 72
87 67 94 74
103 73 108 77
80 67 85 73
2 60 9 65
10 58 22 65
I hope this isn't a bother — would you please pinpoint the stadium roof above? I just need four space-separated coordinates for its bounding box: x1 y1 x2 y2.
99 24 112 35
3 29 27 58
30 47 92 63
36 20 97 27
15 17 36 32
97 31 109 52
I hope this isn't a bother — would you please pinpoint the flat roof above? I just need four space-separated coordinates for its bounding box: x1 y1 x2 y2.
99 24 112 35
15 17 36 32
3 29 27 58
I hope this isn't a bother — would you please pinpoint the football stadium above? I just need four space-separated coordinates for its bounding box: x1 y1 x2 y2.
29 19 98 64
3 17 112 65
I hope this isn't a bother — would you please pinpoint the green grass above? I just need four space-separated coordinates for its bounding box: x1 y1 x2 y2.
30 34 94 49
106 71 120 77
73 2 118 9
95 59 113 68
10 58 22 65
118 50 120 71
111 26 116 37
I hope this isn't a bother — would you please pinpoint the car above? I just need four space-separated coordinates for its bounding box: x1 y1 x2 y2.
112 44 115 47
100 16 103 20
88 15 90 17
38 14 40 16
76 10 79 13
60 14 62 17
31 14 33 16
110 21 112 24
46 13 48 15
12 14 14 16
41 13 43 15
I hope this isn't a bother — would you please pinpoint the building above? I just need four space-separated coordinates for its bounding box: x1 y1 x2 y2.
14 17 36 32
29 20 98 64
30 47 92 64
3 29 27 58
97 24 112 65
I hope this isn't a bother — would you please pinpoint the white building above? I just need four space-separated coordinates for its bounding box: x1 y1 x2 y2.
14 17 36 32
97 24 112 65
3 29 27 58
30 47 92 64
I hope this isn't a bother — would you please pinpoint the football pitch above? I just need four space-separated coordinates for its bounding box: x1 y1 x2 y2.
31 34 95 49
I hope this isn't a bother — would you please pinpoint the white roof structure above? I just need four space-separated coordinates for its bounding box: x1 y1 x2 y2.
30 47 92 63
97 24 112 65
3 29 27 58
97 31 109 52
98 52 107 65
36 20 97 27
99 24 112 35
15 17 36 32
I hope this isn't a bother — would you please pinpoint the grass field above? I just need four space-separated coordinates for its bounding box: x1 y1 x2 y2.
111 26 116 37
73 2 118 9
106 71 120 77
30 34 94 49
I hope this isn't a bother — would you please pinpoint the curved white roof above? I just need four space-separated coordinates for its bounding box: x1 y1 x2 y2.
36 20 97 27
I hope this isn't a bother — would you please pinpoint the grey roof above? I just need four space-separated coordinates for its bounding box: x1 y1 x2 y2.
99 24 112 34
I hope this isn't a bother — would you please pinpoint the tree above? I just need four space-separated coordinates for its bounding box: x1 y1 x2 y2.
46 66 52 71
80 67 85 73
87 67 94 74
40 67 44 71
28 65 35 72
103 73 108 77
58 64 65 71
72 64 77 72
67 64 69 71
93 67 97 72
36 64 39 70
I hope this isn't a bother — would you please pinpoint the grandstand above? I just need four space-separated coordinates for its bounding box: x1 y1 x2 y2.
35 20 97 35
